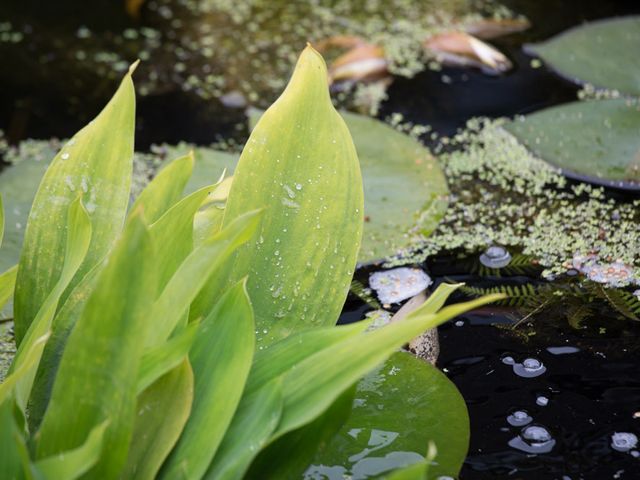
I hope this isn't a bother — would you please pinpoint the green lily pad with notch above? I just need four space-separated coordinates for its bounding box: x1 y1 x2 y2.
249 110 449 263
505 98 640 190
308 351 469 480
525 16 640 95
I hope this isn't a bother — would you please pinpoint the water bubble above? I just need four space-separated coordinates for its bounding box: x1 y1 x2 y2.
508 425 556 454
536 396 549 407
295 183 302 190
513 358 546 378
455 320 465 327
546 346 580 355
61 152 70 160
611 432 638 453
501 356 515 366
507 410 532 427
479 245 512 269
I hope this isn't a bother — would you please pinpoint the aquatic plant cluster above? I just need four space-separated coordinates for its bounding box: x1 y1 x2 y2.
387 117 640 286
0 0 519 111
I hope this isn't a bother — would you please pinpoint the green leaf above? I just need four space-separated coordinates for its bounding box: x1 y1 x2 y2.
34 421 109 480
505 98 640 188
311 352 469 479
221 45 363 345
0 399 32 480
206 322 369 480
123 360 194 480
136 321 199 395
274 293 503 438
36 211 156 480
148 185 212 292
160 280 255 480
14 65 137 345
247 320 371 395
177 147 237 195
0 194 4 247
9 196 91 414
206 377 283 480
525 16 640 95
248 110 449 262
0 265 18 312
145 209 261 348
246 385 355 480
0 333 49 405
131 153 194 224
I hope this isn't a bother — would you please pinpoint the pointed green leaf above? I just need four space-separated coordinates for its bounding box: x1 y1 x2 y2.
206 377 283 480
525 16 640 95
249 109 449 262
131 153 194 224
14 66 136 345
34 421 109 480
145 209 261 348
0 265 18 312
148 186 212 292
123 360 194 480
36 212 156 480
0 194 4 247
246 385 355 480
161 281 255 480
136 321 199 395
0 333 49 405
275 294 504 438
311 352 469 479
220 45 363 345
246 320 370 395
0 399 32 480
9 197 91 414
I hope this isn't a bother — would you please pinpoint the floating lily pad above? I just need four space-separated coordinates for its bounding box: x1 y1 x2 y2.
249 110 449 262
309 351 469 479
0 149 53 273
525 16 640 95
505 98 640 189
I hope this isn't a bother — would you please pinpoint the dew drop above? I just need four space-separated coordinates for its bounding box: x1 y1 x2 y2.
507 410 532 427
611 432 638 453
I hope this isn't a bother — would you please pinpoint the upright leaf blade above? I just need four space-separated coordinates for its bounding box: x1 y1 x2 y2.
123 360 194 480
34 421 109 480
36 212 156 480
160 281 255 480
14 65 136 345
220 45 363 345
0 265 18 312
130 153 194 224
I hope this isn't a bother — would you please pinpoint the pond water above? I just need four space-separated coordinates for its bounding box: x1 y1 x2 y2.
2 0 640 479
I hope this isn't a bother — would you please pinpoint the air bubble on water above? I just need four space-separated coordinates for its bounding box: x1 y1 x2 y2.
507 410 532 427
546 346 580 355
536 396 549 407
513 358 546 378
508 425 556 454
611 432 638 453
501 356 515 366
479 245 512 269
455 320 465 327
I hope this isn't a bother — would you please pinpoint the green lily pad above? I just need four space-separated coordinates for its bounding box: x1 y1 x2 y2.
0 147 53 274
505 98 640 189
249 110 449 263
525 16 640 95
308 351 469 480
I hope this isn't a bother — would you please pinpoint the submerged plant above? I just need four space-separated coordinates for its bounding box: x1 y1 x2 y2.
0 47 499 479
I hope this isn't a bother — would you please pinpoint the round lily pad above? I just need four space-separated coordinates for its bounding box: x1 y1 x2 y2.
505 98 640 190
525 16 640 96
309 351 469 479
